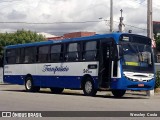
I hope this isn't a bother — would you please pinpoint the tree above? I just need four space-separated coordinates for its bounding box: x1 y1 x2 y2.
0 29 45 58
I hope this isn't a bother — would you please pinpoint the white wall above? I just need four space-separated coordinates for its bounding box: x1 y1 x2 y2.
0 67 3 82
155 63 160 72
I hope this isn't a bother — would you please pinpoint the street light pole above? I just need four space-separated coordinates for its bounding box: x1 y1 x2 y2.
110 0 113 32
147 0 154 96
147 0 153 39
118 9 125 32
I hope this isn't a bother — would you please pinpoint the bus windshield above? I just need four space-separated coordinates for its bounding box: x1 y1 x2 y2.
120 35 154 73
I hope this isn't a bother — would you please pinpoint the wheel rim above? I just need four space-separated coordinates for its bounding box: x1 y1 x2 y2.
26 79 32 90
85 81 92 94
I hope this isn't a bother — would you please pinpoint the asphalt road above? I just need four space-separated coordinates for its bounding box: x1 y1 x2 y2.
0 83 160 120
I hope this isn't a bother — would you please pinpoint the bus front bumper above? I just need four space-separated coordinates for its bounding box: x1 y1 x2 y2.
110 78 155 91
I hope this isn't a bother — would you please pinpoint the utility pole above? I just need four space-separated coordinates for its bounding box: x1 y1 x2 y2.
147 0 154 97
118 9 125 32
110 0 113 32
147 0 153 38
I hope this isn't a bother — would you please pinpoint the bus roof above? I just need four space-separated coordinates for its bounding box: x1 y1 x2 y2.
4 32 137 49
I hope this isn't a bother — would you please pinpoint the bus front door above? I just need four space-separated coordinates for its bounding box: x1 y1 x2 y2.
99 40 112 88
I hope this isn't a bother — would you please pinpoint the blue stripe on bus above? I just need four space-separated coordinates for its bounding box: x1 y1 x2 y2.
4 75 155 91
3 75 99 89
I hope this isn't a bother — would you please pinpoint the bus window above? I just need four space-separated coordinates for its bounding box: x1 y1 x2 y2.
83 41 98 61
15 49 21 63
6 49 16 64
5 48 23 64
38 46 50 63
51 44 62 62
24 47 36 63
66 43 79 61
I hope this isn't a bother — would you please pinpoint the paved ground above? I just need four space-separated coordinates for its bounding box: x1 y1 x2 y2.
0 83 160 120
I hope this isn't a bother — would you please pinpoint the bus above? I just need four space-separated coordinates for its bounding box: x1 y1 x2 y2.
2 33 155 97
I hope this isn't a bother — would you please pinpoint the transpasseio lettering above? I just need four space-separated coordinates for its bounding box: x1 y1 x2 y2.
42 65 69 74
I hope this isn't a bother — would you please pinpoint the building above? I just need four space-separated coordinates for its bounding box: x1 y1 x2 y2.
63 32 96 39
153 21 160 36
48 32 96 40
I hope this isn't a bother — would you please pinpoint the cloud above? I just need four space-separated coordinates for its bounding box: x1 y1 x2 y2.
0 0 159 36
7 10 27 20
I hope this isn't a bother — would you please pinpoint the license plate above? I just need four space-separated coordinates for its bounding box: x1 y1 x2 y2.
138 84 144 87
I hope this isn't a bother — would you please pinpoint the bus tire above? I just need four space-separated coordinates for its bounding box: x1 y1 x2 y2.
82 77 97 96
50 87 64 94
111 90 126 98
25 77 40 92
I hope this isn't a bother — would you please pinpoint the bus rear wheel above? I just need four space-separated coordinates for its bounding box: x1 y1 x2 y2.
50 88 64 94
111 90 126 98
25 77 40 92
82 78 97 96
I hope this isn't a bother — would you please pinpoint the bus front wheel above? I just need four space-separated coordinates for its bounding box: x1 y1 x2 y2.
111 90 126 98
25 77 40 92
82 78 97 96
50 88 64 94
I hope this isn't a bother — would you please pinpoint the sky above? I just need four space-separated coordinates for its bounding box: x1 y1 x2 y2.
0 0 160 36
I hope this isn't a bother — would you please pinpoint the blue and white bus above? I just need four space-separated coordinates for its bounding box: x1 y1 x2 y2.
2 33 155 97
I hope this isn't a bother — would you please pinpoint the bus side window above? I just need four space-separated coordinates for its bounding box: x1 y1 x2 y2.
15 49 21 63
51 44 62 62
6 49 16 64
37 45 50 63
24 47 36 63
83 41 98 61
66 43 79 62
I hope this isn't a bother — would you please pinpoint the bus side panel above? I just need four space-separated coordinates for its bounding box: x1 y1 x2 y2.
4 75 24 85
3 62 99 89
33 76 81 89
35 76 99 89
4 64 24 85
34 62 99 89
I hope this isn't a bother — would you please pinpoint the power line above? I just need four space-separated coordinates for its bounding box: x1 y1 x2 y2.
139 0 146 4
131 0 147 7
103 19 147 31
0 19 147 31
124 23 147 31
0 21 100 24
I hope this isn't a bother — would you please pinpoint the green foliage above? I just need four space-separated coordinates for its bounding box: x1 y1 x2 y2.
0 29 45 58
155 71 160 88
